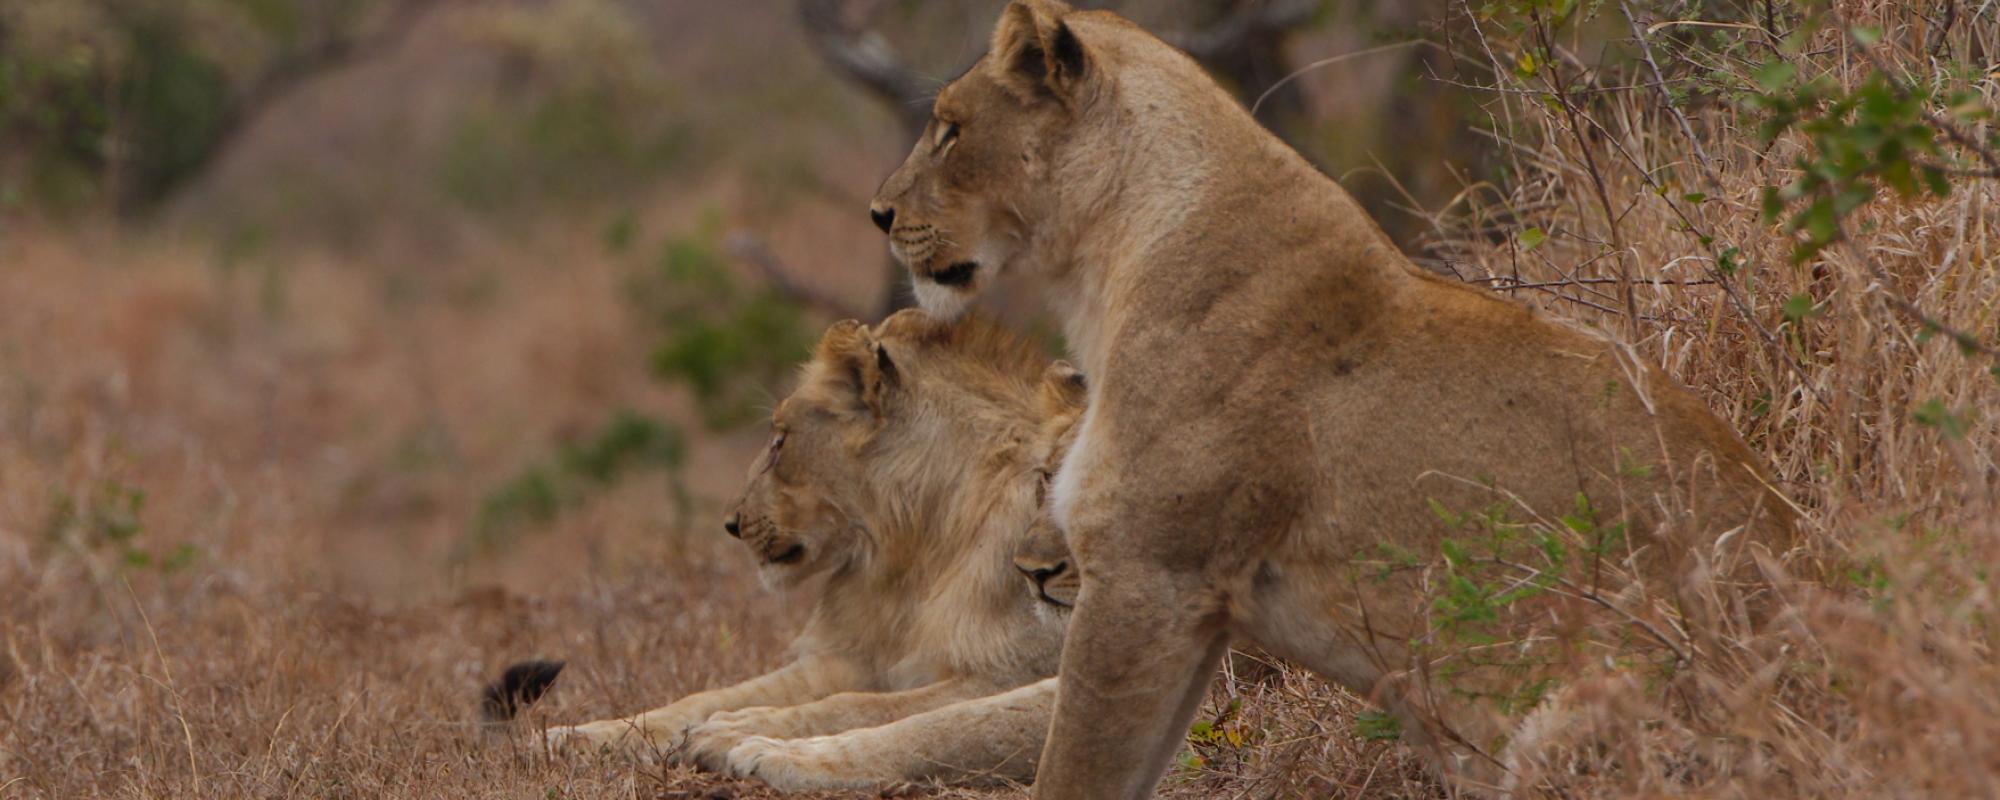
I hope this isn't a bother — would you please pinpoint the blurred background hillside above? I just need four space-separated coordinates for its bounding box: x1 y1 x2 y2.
0 0 1470 596
3 1 1997 797
0 2 1479 795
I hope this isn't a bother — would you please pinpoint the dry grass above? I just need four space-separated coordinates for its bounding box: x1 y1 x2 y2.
1402 0 2000 795
0 229 1425 797
4 0 1997 797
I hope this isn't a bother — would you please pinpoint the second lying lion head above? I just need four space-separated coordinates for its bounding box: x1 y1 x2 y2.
1014 360 1086 612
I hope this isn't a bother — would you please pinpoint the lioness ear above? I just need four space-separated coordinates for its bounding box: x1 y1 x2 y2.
1038 360 1087 417
815 320 897 417
991 0 1088 103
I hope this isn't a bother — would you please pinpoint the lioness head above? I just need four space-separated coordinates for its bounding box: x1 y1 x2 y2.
1014 360 1086 613
868 0 1110 319
723 311 1060 590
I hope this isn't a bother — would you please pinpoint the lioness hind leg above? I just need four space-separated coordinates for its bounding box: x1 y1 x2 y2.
1234 567 1510 791
1034 567 1232 800
727 678 1059 791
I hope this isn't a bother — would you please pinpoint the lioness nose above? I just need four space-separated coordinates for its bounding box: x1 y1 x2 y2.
869 204 895 233
723 514 741 538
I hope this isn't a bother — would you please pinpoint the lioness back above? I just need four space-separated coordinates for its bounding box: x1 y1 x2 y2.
1312 267 1793 565
1244 266 1798 762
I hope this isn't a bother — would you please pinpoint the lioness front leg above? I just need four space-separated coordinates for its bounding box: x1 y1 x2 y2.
1034 559 1231 800
545 658 865 758
682 676 998 771
726 677 1059 791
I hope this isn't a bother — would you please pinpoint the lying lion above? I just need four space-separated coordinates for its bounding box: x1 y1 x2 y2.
728 415 1086 792
547 310 1085 790
868 1 1802 795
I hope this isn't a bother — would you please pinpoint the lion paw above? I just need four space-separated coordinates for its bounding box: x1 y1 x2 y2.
543 719 678 760
726 736 867 792
682 714 776 772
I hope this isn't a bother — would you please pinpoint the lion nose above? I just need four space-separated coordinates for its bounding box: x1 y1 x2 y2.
869 204 895 234
1015 560 1067 587
723 514 741 539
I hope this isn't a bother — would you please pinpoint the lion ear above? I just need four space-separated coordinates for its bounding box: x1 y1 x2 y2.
991 0 1088 103
1037 360 1087 417
814 320 898 417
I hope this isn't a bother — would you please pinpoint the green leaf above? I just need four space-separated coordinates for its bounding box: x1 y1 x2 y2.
1912 398 1970 440
1793 198 1838 250
1717 246 1744 275
1922 166 1952 198
1849 26 1882 45
1355 710 1403 741
1680 192 1707 204
1515 50 1539 79
1781 293 1816 322
1441 538 1470 570
1519 227 1547 251
1754 61 1797 93
1760 187 1784 223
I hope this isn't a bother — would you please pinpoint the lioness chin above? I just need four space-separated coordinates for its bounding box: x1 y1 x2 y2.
547 311 1086 791
870 2 1801 796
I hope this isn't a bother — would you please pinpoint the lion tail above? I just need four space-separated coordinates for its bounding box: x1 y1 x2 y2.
480 659 565 722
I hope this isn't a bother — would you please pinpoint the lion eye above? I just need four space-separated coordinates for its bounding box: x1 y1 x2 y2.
935 121 959 149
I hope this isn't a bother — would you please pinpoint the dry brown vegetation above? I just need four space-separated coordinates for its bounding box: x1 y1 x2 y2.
3 0 1996 797
1414 1 2000 795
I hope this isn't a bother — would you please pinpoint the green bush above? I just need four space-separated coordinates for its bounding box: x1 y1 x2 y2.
461 410 688 559
636 234 817 431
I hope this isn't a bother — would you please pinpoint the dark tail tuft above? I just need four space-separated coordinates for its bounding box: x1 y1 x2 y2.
481 659 565 722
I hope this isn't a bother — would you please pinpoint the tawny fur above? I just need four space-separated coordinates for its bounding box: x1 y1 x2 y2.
870 2 1802 797
549 311 1088 791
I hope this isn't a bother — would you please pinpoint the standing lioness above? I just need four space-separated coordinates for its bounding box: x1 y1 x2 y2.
868 1 1799 796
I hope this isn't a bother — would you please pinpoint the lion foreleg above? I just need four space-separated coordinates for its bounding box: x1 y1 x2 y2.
726 677 1059 791
682 675 998 771
544 657 866 758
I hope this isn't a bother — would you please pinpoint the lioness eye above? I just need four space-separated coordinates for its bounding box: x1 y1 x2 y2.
936 121 959 149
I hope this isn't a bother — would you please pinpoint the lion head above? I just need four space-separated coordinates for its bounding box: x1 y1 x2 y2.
722 310 1063 592
1013 360 1086 613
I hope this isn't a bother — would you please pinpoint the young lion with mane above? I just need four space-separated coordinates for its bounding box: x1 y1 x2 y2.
547 310 1085 791
868 1 1802 796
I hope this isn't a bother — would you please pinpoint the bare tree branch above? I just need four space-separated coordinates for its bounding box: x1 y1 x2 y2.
725 232 871 322
1178 0 1321 126
796 0 939 137
143 0 440 212
1177 0 1318 62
